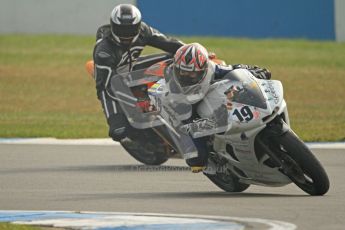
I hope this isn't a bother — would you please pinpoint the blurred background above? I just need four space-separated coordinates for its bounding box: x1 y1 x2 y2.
0 0 344 141
1 0 344 41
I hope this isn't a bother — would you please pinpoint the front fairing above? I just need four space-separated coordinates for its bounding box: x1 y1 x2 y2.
223 69 285 114
110 68 198 159
110 69 165 129
111 68 192 128
258 79 284 114
203 69 285 134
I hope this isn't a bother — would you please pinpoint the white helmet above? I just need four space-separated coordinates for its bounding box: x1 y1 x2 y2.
173 43 212 103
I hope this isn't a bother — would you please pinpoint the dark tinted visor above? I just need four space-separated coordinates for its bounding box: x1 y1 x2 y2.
174 67 205 87
111 22 141 38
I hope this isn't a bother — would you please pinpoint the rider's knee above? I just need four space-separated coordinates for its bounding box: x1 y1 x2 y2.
109 127 127 141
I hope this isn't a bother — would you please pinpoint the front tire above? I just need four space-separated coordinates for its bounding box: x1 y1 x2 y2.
273 131 330 195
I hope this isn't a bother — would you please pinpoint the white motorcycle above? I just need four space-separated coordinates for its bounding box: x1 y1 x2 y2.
111 63 330 196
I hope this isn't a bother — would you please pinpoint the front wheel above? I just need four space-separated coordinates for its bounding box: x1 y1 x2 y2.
273 131 330 196
120 138 169 165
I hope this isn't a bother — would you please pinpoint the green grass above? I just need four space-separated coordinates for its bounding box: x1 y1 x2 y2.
0 35 345 141
0 223 41 230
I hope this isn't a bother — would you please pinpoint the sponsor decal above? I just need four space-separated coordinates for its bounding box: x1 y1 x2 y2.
267 81 279 104
180 118 216 135
253 110 261 119
148 83 161 93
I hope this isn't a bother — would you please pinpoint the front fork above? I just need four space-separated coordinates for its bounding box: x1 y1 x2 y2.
256 116 306 183
257 116 290 164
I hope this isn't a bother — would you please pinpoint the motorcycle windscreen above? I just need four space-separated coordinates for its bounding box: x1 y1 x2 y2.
223 69 267 110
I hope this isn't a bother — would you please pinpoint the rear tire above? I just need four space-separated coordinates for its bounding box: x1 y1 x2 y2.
205 172 250 192
120 138 169 166
273 131 330 195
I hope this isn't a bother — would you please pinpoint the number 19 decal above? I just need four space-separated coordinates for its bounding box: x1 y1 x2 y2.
233 106 254 122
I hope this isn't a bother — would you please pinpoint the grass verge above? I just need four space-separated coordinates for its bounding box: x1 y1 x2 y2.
0 223 41 230
0 35 344 141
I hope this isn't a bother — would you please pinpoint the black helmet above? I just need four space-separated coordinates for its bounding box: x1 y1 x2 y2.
110 4 142 46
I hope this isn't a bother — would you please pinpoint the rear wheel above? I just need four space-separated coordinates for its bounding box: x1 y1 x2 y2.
120 138 169 165
272 131 330 195
204 155 250 192
205 172 250 192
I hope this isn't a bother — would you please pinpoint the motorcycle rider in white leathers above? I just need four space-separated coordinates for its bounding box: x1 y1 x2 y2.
162 43 271 172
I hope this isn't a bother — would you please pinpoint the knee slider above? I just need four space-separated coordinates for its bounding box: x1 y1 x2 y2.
109 127 127 141
107 113 130 141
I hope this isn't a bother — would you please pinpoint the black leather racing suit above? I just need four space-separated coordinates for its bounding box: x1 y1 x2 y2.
93 22 184 141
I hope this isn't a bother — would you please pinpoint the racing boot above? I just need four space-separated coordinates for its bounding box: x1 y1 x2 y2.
187 136 210 173
191 166 206 173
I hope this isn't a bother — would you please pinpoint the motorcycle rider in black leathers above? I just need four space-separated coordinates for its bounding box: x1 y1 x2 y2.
93 4 184 143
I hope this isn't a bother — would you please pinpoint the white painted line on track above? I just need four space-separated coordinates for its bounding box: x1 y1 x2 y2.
306 142 345 149
0 138 344 149
0 138 120 146
0 210 297 230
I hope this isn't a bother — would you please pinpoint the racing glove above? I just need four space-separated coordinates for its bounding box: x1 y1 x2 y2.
233 64 271 80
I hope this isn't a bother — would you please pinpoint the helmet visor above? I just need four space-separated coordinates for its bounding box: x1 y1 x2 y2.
111 22 141 39
174 67 206 87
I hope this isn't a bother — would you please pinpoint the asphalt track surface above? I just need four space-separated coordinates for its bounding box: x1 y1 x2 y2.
0 143 344 230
